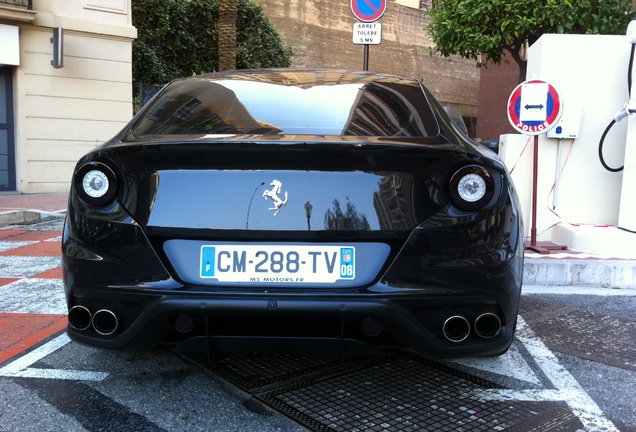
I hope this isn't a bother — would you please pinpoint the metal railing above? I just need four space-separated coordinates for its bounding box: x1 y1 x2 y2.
0 0 32 10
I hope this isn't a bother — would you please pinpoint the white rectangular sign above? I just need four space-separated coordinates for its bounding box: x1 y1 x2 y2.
353 23 382 45
0 24 20 66
519 82 548 122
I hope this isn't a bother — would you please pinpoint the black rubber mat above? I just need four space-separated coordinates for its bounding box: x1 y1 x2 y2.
520 296 636 371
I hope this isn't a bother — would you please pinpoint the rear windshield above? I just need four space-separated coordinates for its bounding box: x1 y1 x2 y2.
131 78 440 137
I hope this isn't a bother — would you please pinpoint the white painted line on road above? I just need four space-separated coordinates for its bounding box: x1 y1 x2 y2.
0 333 109 381
451 344 542 386
472 317 618 432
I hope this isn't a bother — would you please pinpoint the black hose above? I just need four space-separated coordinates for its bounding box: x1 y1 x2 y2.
629 40 635 93
597 43 635 172
598 119 623 172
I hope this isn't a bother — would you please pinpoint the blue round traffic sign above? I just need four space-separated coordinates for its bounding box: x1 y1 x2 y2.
351 0 387 23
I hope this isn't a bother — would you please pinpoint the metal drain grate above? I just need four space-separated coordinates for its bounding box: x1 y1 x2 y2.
520 297 636 371
183 350 584 432
183 351 374 390
258 354 582 432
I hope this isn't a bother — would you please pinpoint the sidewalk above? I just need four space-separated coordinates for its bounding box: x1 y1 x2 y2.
0 193 67 225
1 192 635 289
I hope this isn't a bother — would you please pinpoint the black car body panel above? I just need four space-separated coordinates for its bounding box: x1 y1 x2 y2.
63 69 523 358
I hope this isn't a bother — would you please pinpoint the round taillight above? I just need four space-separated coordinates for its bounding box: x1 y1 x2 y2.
449 165 495 211
75 162 118 206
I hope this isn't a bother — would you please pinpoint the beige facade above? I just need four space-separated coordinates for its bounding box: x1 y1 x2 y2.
393 0 422 9
0 0 136 193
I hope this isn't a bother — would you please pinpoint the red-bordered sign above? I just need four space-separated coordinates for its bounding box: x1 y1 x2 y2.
350 0 387 23
507 80 563 135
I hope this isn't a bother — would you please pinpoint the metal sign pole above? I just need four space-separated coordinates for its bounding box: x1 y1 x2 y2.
350 0 386 71
363 45 369 70
530 135 539 247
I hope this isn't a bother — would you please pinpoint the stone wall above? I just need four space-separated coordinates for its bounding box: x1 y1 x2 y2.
255 0 479 117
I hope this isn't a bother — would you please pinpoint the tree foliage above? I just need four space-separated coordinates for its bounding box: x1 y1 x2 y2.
132 0 292 86
324 199 371 231
427 0 634 79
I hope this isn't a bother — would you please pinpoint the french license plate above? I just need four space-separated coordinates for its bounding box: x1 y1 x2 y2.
200 245 355 283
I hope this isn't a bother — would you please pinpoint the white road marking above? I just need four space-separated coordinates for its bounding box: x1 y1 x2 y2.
472 317 618 431
451 344 542 385
0 278 67 314
0 333 109 381
0 256 61 278
0 241 36 252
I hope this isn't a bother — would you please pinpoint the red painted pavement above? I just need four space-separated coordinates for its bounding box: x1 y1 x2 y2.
0 240 62 257
0 223 66 365
0 313 67 364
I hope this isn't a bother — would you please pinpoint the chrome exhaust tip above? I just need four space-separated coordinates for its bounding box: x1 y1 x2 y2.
474 312 502 339
68 305 92 331
92 309 118 336
442 315 470 342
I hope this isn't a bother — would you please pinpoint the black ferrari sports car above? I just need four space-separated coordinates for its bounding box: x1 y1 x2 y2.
62 69 523 358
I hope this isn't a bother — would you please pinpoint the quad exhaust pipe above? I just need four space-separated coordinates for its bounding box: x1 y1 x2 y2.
474 312 502 339
92 309 119 335
68 305 92 331
442 312 502 342
68 305 119 336
442 315 470 342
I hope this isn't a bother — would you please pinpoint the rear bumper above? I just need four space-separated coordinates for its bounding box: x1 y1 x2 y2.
65 285 519 358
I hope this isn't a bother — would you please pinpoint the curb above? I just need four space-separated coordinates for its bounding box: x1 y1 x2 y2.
0 210 66 227
524 257 636 289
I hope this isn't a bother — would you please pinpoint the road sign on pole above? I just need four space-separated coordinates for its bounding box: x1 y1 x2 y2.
350 0 387 71
350 0 387 23
507 80 563 135
352 22 382 45
507 79 566 254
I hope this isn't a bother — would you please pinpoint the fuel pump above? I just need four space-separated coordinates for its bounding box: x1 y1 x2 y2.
598 20 636 173
616 21 636 232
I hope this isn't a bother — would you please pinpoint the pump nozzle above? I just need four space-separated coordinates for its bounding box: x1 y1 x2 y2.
628 20 636 44
614 101 636 122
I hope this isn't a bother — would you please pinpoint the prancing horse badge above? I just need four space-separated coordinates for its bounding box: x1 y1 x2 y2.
262 179 288 216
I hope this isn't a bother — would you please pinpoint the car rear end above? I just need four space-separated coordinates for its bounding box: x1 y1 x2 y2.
63 69 523 358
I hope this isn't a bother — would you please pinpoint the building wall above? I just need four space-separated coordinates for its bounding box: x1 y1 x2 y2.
0 0 136 193
256 0 479 117
475 57 519 141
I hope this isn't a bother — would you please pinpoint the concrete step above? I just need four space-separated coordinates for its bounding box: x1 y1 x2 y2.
524 257 636 289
